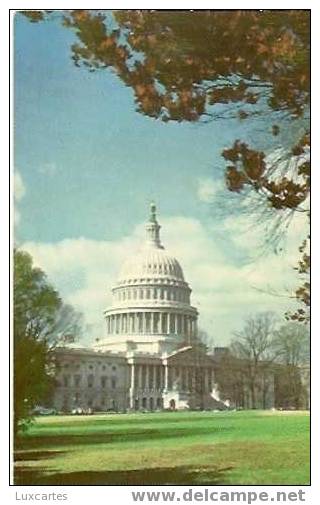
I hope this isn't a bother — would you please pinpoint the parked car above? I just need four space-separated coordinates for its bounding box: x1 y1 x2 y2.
32 406 57 415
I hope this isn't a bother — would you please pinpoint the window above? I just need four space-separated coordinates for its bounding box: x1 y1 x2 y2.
101 376 107 388
87 374 94 388
63 375 69 387
74 375 81 387
170 313 175 333
111 378 117 389
162 313 167 333
112 365 117 371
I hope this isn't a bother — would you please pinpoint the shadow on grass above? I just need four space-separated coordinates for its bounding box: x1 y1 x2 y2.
14 464 233 485
14 449 67 462
16 425 234 450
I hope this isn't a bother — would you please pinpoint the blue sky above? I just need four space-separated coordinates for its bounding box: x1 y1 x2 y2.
14 12 308 344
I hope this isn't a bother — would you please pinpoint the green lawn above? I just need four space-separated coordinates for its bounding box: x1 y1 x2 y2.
14 410 310 485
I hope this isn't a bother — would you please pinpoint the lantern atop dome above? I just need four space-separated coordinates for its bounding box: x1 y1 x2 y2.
146 202 164 249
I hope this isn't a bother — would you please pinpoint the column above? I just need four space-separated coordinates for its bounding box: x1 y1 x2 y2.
141 365 145 389
153 365 157 391
135 313 139 334
167 312 170 334
174 313 178 334
151 312 154 334
164 364 168 390
130 363 135 409
137 365 142 390
146 365 150 391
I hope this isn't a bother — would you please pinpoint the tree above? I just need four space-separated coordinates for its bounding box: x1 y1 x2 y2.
21 10 310 319
14 249 82 434
213 349 246 408
231 312 277 408
272 322 310 408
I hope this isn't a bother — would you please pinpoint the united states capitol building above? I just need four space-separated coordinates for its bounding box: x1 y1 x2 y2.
53 204 276 412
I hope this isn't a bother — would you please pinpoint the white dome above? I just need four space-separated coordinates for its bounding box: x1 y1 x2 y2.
117 203 185 284
118 245 184 282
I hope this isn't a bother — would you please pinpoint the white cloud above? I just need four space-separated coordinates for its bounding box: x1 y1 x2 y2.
197 178 224 203
14 170 26 226
22 213 306 347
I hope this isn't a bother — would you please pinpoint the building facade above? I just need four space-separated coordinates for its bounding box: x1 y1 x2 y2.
53 204 222 412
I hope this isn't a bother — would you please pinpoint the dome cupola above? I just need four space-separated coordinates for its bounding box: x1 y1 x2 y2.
118 203 185 284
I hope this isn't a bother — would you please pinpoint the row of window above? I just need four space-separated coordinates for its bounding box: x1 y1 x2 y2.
60 363 118 371
61 374 117 389
61 396 163 411
115 286 189 303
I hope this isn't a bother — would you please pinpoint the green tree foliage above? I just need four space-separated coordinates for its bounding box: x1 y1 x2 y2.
14 249 82 434
21 10 310 320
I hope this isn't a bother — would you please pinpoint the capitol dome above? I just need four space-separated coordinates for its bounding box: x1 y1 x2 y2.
96 203 198 355
118 206 184 283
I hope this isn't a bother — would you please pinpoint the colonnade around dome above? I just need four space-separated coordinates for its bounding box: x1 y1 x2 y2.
105 311 197 338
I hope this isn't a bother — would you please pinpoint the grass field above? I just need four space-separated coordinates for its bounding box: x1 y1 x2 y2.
14 410 310 485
